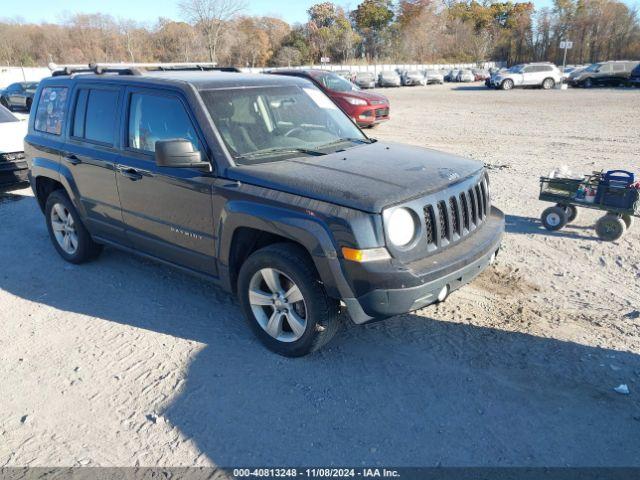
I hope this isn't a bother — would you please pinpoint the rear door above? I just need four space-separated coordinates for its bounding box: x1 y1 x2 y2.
63 84 127 244
115 87 217 275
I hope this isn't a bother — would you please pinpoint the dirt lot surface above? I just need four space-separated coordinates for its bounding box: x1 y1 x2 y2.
1 84 639 468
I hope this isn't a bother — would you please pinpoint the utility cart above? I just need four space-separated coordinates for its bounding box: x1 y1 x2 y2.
539 170 639 241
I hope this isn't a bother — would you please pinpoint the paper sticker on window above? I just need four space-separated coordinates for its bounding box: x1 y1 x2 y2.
303 88 337 110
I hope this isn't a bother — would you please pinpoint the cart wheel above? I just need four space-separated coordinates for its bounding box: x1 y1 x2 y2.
621 214 634 229
595 214 626 241
557 204 578 223
541 206 567 231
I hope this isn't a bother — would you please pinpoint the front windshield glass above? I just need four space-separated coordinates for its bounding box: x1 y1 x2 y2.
507 65 524 73
585 63 600 72
0 106 18 123
24 82 38 91
200 85 368 165
316 72 359 92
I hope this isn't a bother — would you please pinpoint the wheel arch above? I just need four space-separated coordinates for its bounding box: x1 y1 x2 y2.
218 202 351 300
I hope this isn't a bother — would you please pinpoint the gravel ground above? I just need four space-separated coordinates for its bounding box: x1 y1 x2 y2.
1 83 640 468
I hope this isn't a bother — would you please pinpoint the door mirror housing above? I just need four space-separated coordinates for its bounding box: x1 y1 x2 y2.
155 139 210 170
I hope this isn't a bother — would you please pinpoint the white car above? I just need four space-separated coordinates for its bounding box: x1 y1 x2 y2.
0 105 29 190
401 70 426 86
491 63 563 90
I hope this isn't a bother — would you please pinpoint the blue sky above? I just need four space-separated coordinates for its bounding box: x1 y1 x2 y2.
2 0 638 25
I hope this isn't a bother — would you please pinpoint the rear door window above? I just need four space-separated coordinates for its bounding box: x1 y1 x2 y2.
34 87 68 135
71 88 119 145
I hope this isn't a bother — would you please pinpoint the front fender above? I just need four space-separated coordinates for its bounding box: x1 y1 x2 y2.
217 199 355 300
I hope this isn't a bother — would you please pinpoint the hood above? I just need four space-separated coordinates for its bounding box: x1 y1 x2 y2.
227 142 484 213
0 120 27 153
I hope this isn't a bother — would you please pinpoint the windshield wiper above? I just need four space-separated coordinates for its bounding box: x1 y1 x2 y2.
315 137 373 150
238 147 326 160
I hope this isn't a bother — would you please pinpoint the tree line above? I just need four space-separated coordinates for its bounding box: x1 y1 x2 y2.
1 0 638 68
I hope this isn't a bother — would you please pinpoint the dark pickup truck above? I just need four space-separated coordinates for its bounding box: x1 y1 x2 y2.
25 64 504 356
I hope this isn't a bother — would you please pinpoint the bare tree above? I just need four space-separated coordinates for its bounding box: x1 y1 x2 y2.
178 0 246 64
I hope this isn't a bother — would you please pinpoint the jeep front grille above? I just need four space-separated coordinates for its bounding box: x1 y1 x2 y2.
422 176 490 248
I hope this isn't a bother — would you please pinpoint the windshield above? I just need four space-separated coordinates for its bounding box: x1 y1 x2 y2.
24 82 38 92
316 72 359 92
585 63 600 72
507 65 524 73
200 85 368 165
0 105 18 123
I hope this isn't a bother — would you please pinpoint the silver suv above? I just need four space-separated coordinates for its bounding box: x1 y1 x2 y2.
491 63 562 90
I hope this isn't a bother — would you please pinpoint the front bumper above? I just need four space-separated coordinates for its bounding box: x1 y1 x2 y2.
344 206 504 324
353 104 390 126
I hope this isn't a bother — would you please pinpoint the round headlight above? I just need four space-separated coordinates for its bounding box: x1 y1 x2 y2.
387 208 417 247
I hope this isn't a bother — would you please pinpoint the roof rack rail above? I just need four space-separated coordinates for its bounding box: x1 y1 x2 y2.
48 62 241 77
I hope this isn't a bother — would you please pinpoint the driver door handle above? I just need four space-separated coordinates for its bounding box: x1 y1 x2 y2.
117 166 143 181
63 154 81 165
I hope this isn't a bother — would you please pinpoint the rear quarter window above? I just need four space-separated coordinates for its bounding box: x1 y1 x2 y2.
34 87 68 135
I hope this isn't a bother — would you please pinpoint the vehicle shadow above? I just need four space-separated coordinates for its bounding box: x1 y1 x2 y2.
505 214 599 241
1 196 639 467
451 85 490 91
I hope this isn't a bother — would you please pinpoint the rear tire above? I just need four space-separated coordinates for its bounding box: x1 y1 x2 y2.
237 243 341 357
541 206 567 231
45 190 103 264
0 97 8 109
595 214 626 241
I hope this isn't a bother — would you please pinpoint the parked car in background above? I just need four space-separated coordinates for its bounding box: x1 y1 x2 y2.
354 71 376 89
401 70 426 86
0 105 28 190
456 69 475 82
568 60 640 87
629 63 640 87
334 70 354 82
269 69 390 127
378 70 401 87
424 70 444 84
445 69 460 82
472 69 490 81
490 63 562 90
0 82 39 111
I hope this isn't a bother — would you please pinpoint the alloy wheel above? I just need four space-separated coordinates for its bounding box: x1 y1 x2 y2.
248 268 308 343
50 203 79 255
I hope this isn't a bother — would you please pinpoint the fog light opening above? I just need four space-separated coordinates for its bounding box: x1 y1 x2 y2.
437 285 449 303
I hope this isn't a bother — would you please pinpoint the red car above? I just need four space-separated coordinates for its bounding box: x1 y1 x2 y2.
268 69 390 128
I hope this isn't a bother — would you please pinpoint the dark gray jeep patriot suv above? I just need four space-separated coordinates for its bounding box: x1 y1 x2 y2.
25 64 504 356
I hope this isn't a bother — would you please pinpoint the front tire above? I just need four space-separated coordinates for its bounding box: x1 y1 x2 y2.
541 206 568 231
542 78 555 90
501 79 514 90
45 190 102 264
238 243 340 357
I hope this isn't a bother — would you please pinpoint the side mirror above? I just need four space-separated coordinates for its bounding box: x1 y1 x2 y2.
155 139 210 170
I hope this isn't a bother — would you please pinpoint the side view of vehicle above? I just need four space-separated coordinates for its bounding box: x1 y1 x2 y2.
0 82 39 111
25 63 503 356
490 63 562 90
0 105 28 190
568 61 640 87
